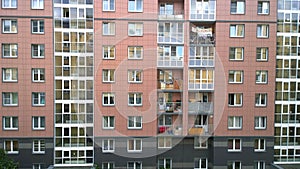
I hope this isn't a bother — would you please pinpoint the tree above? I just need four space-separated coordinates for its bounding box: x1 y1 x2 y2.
0 149 18 169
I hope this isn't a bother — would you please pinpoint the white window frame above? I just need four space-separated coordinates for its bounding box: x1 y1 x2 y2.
194 158 208 169
229 47 243 60
32 68 45 82
228 161 241 169
31 20 44 34
32 163 45 169
2 43 17 58
254 139 266 152
31 0 44 9
255 161 265 169
32 116 45 130
103 46 115 59
228 116 243 129
127 139 142 152
258 1 269 15
256 70 268 84
158 158 172 169
194 137 208 149
128 116 142 129
127 161 142 169
2 68 17 82
257 24 269 38
228 139 242 152
128 0 143 12
128 46 143 59
31 44 45 58
128 22 143 36
103 0 115 11
2 19 17 33
228 93 243 106
256 47 268 61
103 69 115 83
103 116 115 129
2 92 18 106
230 0 245 14
128 70 142 83
230 24 244 37
102 162 115 169
32 92 45 106
32 140 45 154
158 137 172 149
255 117 267 130
102 93 115 106
255 93 267 107
3 116 18 130
103 22 115 35
4 140 18 154
2 0 17 8
128 93 142 106
228 70 243 83
102 139 115 153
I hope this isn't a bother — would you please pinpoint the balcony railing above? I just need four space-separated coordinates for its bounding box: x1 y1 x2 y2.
189 56 214 67
158 102 182 113
188 102 213 114
158 10 184 20
157 80 182 90
158 126 183 136
190 11 215 21
190 34 215 45
158 56 183 67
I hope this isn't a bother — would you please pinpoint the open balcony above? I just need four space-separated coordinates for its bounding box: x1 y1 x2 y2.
158 69 183 90
158 125 183 136
158 10 184 20
157 80 183 91
158 0 184 20
158 101 182 114
188 102 213 114
190 24 215 45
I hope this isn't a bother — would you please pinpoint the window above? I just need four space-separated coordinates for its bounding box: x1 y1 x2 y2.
255 161 265 169
158 137 172 148
32 92 45 106
255 117 266 129
128 93 142 106
128 23 143 36
31 0 43 9
228 161 241 169
257 25 269 38
2 19 17 33
103 22 115 35
228 93 242 106
159 3 174 15
102 139 115 152
128 0 143 12
128 46 143 59
254 139 265 152
32 68 45 82
230 25 244 37
103 0 115 11
128 70 142 83
103 69 115 82
31 44 45 58
228 70 243 83
256 47 268 61
256 71 267 84
2 0 17 8
103 116 115 129
103 93 115 106
4 140 18 154
2 92 18 106
3 116 18 130
194 137 207 149
102 162 115 169
158 115 172 126
128 116 142 129
103 46 115 59
127 161 142 169
2 43 17 58
2 68 17 82
194 158 208 169
228 116 242 129
31 20 44 34
255 93 267 106
228 139 241 152
32 164 45 169
230 0 245 14
32 140 45 154
194 115 208 126
32 116 45 130
229 47 243 60
127 139 142 152
158 158 172 169
258 1 269 14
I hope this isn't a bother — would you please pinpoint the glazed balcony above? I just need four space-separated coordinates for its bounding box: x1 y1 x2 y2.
188 69 214 90
158 45 184 67
190 0 216 21
158 22 184 44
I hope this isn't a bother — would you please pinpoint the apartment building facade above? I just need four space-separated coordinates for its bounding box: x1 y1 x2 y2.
0 0 278 169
